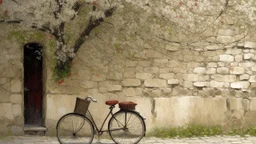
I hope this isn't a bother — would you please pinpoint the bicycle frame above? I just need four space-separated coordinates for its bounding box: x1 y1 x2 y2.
85 105 117 136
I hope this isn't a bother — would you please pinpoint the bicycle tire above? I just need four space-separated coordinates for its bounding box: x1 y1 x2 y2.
56 113 94 144
108 110 146 144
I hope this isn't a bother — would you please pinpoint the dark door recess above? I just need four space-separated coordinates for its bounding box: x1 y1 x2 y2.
24 43 43 125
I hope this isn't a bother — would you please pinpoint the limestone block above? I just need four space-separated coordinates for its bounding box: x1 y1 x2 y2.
250 98 256 111
136 66 144 72
0 78 7 84
242 99 250 111
126 61 138 67
230 82 250 89
154 96 227 128
240 74 250 80
244 41 256 49
154 59 168 63
80 81 97 89
144 79 167 88
167 79 180 85
249 75 256 82
124 71 135 78
207 62 218 68
183 55 193 62
252 66 256 72
244 53 254 60
143 50 163 58
91 74 106 82
136 73 153 80
219 54 234 62
11 79 21 93
217 67 229 74
11 126 24 135
2 67 17 78
226 49 242 55
183 74 199 81
218 29 234 36
216 36 234 43
159 68 170 73
183 81 193 88
206 68 216 74
123 88 136 96
210 81 224 88
166 60 180 68
0 103 14 120
138 61 151 67
107 85 122 92
229 98 242 110
78 70 91 80
12 104 22 117
165 43 180 51
159 73 174 80
122 79 141 87
144 67 159 73
10 94 22 104
211 74 236 82
239 62 254 67
107 72 123 80
135 88 142 96
205 45 221 50
230 67 245 75
245 111 256 127
193 82 209 87
0 89 10 102
193 67 206 74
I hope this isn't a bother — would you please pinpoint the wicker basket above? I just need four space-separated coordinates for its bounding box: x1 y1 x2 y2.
119 101 137 110
74 97 90 115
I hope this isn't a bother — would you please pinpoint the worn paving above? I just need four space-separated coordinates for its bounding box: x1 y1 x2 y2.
1 135 256 144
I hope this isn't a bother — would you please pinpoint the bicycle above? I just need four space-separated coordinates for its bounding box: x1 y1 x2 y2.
56 96 146 144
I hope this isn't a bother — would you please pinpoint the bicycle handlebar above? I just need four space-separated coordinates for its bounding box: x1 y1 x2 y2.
86 96 97 103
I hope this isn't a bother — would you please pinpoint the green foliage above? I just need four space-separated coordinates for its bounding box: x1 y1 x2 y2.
148 125 256 138
53 60 72 82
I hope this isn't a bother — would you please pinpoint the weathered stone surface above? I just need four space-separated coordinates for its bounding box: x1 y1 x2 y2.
165 43 180 51
226 49 242 55
154 59 168 63
242 99 250 111
143 50 163 58
80 81 97 89
240 74 250 80
218 29 234 36
10 94 22 104
0 78 7 84
11 126 24 135
217 67 229 74
183 74 199 81
126 61 138 67
121 79 141 87
124 71 135 78
136 73 153 80
0 89 10 102
123 88 136 96
244 111 256 127
210 81 224 88
216 36 234 43
0 103 14 120
206 68 216 74
219 54 234 62
167 79 180 85
193 67 206 74
244 53 254 60
144 79 167 87
12 104 22 117
144 67 159 73
211 74 236 82
138 61 151 67
91 74 106 81
193 82 209 87
230 82 250 89
154 96 227 127
107 72 123 80
244 41 256 49
235 55 243 62
229 98 242 110
207 62 218 68
205 45 221 50
159 73 174 80
107 85 122 92
230 67 245 75
11 79 21 93
78 70 91 80
249 75 256 82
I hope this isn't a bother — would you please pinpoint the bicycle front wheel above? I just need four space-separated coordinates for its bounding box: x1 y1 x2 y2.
56 113 94 144
108 110 145 144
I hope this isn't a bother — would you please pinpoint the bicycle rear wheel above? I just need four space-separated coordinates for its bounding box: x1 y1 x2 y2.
108 110 145 144
56 113 94 144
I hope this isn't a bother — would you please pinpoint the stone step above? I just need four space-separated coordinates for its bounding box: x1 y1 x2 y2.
24 125 47 135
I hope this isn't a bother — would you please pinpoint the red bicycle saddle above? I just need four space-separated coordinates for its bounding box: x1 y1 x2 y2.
105 100 119 106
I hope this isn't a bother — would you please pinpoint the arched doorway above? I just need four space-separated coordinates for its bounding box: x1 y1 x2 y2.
24 43 43 125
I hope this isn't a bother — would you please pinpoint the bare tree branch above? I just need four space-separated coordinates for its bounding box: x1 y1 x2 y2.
0 19 22 24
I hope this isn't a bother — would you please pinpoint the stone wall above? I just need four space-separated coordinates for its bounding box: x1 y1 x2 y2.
2 3 256 136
